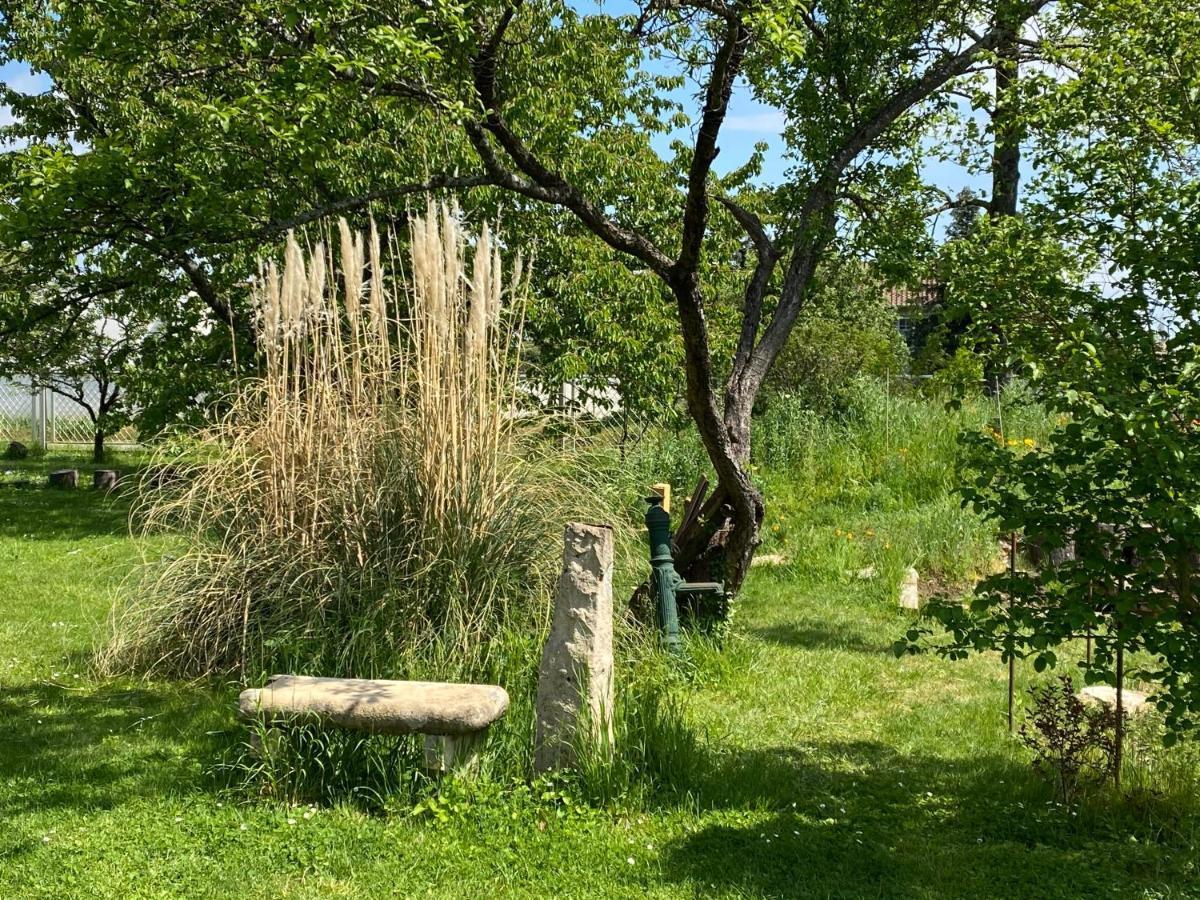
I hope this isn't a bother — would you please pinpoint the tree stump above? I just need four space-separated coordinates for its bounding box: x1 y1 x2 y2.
48 469 78 489
93 469 119 492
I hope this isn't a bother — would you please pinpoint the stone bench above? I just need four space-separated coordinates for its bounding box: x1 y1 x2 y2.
238 675 509 771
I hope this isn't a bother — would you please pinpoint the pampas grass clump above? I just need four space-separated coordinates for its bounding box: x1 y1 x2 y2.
103 202 590 682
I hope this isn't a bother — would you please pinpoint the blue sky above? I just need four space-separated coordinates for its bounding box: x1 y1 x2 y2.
0 60 48 135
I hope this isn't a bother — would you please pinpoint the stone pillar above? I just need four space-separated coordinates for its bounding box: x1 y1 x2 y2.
899 566 921 610
534 522 615 773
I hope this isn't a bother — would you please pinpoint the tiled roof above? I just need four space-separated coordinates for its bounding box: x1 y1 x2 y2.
884 281 943 308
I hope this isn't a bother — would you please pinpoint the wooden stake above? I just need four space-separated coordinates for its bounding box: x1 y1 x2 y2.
1113 574 1127 789
1007 530 1017 732
1086 585 1094 666
1007 654 1016 733
885 368 891 452
1114 639 1124 789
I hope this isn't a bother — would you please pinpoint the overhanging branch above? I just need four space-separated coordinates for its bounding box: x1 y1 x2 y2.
257 174 497 236
467 0 673 275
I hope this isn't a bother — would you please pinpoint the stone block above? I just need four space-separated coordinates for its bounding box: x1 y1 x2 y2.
1077 684 1151 715
238 675 509 736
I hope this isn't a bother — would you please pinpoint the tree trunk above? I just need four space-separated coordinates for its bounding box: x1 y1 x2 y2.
93 429 105 463
668 296 765 596
991 4 1021 218
672 468 763 596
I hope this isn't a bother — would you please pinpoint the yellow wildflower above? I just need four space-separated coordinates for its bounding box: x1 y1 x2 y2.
1023 438 1035 448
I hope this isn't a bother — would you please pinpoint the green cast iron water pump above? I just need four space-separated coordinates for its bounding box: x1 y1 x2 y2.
645 492 724 653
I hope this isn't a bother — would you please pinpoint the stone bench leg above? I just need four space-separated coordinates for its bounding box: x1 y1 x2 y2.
247 723 286 759
423 728 487 774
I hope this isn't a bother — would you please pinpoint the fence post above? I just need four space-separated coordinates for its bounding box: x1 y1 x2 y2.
39 386 49 447
28 386 38 446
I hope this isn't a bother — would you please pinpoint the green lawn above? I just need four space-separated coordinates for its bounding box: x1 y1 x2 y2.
2 454 1198 898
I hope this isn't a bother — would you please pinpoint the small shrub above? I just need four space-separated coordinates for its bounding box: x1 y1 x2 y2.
1019 676 1121 805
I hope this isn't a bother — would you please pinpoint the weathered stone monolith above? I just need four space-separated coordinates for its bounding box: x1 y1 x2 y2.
534 522 614 773
899 566 921 610
1077 685 1151 715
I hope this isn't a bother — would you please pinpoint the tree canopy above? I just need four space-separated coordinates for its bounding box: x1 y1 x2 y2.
2 0 1197 591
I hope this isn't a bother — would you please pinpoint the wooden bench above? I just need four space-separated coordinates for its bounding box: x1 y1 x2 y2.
238 675 509 771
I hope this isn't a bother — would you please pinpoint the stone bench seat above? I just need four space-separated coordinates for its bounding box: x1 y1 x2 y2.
238 675 509 770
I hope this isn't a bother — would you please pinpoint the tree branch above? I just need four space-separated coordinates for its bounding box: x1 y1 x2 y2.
256 174 497 236
925 191 992 218
178 254 233 326
467 1 674 275
743 0 1054 397
675 14 748 277
719 196 779 385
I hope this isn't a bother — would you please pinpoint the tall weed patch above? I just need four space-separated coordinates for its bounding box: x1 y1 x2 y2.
750 380 1049 588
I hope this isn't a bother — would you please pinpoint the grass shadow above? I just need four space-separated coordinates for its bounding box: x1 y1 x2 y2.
0 486 132 541
0 679 238 816
665 739 1198 898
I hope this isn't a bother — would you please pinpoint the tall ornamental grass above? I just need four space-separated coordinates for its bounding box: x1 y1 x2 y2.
103 203 594 681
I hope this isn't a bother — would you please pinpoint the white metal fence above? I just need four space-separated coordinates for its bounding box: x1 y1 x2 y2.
0 377 139 448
